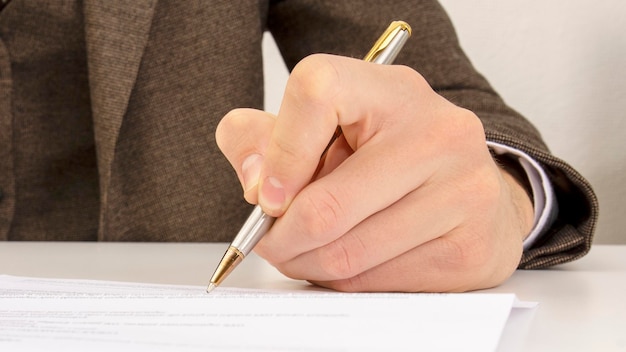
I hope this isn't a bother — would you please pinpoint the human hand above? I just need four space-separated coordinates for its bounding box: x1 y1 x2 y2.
215 54 534 292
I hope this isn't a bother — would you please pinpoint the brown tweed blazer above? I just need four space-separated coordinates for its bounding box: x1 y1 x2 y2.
0 0 598 269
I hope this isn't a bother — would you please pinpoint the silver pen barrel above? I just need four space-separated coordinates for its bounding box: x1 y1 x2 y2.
371 30 409 64
231 205 276 256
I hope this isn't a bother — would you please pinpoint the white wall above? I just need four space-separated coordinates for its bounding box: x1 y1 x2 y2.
262 1 626 244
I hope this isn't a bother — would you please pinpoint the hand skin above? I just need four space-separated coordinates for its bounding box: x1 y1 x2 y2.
215 54 534 293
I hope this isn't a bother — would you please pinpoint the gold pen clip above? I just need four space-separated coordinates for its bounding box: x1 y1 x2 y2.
363 21 412 63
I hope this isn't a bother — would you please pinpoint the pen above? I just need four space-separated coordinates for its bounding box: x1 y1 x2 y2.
206 20 412 293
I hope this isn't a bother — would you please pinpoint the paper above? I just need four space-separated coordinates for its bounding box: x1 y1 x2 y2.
0 275 519 352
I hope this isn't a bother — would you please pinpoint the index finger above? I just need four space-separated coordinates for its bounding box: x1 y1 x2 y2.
257 54 420 217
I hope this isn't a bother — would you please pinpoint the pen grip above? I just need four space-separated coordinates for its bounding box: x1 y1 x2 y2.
230 204 276 256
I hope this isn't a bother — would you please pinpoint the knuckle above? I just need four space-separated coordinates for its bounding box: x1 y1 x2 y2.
437 230 521 291
296 187 345 243
440 109 486 149
317 240 359 280
288 54 341 106
396 65 429 90
326 275 367 293
461 166 503 211
270 133 306 164
437 233 492 273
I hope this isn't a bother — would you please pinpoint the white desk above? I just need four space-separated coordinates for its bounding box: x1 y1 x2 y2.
1 242 624 351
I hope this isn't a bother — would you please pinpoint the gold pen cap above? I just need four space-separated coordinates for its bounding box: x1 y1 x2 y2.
363 21 412 64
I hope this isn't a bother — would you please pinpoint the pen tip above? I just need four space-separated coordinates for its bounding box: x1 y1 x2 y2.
206 283 216 294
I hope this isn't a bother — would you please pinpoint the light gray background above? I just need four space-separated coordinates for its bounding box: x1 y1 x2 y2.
261 1 625 244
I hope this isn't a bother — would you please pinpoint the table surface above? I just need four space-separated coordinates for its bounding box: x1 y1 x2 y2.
1 242 625 352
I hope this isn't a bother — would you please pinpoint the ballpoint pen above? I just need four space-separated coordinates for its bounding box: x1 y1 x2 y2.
206 20 412 293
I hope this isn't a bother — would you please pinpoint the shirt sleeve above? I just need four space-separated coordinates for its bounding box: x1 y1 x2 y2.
487 142 559 250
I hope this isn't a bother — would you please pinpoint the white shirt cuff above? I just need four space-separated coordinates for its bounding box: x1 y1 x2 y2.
486 142 558 250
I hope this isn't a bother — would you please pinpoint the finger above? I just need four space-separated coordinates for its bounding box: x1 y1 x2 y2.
273 180 462 280
311 225 522 293
255 132 443 264
256 54 429 216
333 230 520 293
310 234 490 293
302 173 522 292
215 108 276 204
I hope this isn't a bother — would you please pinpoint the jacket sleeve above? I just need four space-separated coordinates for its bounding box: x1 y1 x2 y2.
266 0 599 268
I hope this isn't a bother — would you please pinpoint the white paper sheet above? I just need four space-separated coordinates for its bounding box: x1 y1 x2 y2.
0 275 520 352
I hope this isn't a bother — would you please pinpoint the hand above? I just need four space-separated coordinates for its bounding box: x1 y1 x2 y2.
215 54 534 292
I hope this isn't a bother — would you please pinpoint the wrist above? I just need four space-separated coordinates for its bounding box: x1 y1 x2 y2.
499 167 535 241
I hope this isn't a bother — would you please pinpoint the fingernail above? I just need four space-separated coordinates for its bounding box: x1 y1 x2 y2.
242 154 263 192
260 176 286 213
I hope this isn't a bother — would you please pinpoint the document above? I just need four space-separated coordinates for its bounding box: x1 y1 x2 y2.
0 275 523 352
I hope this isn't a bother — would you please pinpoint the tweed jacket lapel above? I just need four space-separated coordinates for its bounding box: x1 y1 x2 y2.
83 0 157 236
